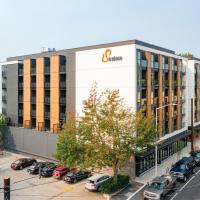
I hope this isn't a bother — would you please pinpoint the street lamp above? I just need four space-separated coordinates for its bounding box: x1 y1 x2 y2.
155 103 177 177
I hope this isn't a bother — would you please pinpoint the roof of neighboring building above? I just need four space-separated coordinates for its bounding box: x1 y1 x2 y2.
7 39 176 62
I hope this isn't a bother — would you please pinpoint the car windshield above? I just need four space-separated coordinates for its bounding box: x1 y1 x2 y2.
179 164 186 170
149 182 164 190
67 172 75 177
15 160 22 164
195 153 200 158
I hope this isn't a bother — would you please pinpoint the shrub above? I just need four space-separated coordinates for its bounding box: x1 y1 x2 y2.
100 175 130 194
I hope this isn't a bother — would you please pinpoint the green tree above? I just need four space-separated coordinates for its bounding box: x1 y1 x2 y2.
176 139 184 161
54 87 157 181
0 114 6 153
179 52 194 59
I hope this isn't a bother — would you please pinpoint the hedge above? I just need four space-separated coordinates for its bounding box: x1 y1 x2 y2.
100 175 130 194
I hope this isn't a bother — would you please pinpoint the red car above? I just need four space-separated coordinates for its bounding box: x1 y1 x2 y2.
52 166 71 179
11 158 37 170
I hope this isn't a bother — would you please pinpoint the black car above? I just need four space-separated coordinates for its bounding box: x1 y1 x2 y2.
170 156 196 182
40 164 57 177
64 170 92 183
27 162 54 174
11 158 37 170
191 151 200 166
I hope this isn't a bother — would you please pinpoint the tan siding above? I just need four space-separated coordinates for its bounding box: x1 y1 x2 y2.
23 59 31 128
50 56 60 133
36 58 44 130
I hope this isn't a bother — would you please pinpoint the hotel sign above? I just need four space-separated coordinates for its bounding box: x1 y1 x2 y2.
102 49 123 63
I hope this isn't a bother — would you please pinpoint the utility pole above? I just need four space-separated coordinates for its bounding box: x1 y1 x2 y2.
4 177 10 200
191 98 194 152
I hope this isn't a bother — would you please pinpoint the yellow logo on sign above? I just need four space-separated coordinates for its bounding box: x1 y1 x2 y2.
102 49 112 63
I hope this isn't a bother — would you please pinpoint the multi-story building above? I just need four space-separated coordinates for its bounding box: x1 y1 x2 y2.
1 40 199 176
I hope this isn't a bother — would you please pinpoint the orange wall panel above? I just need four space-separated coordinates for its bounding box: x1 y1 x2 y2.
50 56 60 133
36 58 44 130
23 59 31 127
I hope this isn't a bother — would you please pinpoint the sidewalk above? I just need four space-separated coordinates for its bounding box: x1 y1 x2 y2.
135 140 200 184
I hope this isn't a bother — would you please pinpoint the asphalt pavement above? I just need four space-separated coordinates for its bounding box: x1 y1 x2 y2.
129 166 200 200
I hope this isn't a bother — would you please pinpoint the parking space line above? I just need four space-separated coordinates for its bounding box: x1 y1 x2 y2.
126 184 146 200
170 192 178 200
179 176 195 191
196 169 200 175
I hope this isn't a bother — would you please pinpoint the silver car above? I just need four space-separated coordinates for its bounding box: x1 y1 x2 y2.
85 174 111 191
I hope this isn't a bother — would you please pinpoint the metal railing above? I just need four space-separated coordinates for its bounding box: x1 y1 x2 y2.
60 65 66 73
18 96 23 102
44 97 50 104
45 112 50 118
60 97 66 104
18 83 23 89
2 95 7 101
44 67 50 74
60 81 66 89
44 82 50 89
2 83 7 89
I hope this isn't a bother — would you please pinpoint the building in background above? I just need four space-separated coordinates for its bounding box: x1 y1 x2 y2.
1 40 200 176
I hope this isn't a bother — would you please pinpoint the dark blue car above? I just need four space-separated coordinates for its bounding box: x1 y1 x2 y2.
170 156 196 182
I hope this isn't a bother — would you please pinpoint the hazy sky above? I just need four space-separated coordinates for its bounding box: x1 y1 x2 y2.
0 0 199 61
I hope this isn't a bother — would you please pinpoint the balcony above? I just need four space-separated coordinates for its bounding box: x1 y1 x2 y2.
181 95 186 103
60 97 66 104
173 80 177 86
181 81 186 88
31 68 36 75
164 80 169 87
141 60 147 68
152 80 158 87
173 96 178 102
44 82 50 89
18 95 23 103
164 64 169 70
153 62 159 69
153 97 158 105
173 65 177 71
31 97 36 104
31 82 36 89
60 65 66 73
18 69 23 76
164 96 168 104
60 113 65 119
2 108 6 115
19 83 23 89
44 67 50 74
2 95 7 102
18 109 23 116
44 97 50 104
2 83 7 89
141 79 147 87
31 110 36 117
60 81 66 89
2 71 7 78
45 112 50 119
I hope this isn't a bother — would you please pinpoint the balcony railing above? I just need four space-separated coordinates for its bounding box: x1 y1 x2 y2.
173 65 177 71
141 79 147 87
173 80 177 86
60 97 66 104
44 82 50 89
18 68 23 76
18 95 23 103
2 71 7 78
2 95 7 101
31 68 36 75
44 97 50 104
31 97 36 103
141 98 147 106
18 109 23 116
152 80 158 87
45 112 50 118
19 83 23 89
2 83 7 89
164 64 169 70
31 82 36 89
153 62 159 69
60 113 65 119
44 67 50 74
2 108 7 115
164 80 169 87
141 60 147 68
60 65 66 73
173 96 178 102
60 81 66 89
31 110 36 117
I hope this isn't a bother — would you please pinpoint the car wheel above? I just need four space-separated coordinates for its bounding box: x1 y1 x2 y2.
183 176 187 182
74 179 77 183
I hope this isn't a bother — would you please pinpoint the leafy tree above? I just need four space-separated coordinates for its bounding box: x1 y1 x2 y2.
0 114 6 153
179 52 194 59
54 87 157 181
176 139 184 161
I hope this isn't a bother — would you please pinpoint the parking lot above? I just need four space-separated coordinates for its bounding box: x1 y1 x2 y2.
0 151 106 200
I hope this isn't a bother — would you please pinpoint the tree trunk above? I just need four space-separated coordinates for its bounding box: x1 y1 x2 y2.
113 161 119 182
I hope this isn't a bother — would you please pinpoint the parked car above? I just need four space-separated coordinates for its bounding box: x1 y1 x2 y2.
11 158 37 170
64 169 92 183
85 174 111 191
52 166 71 179
27 162 54 174
191 151 200 166
170 156 196 182
40 163 57 177
143 174 176 200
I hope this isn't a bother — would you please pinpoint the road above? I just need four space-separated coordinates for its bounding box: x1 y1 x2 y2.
129 166 200 200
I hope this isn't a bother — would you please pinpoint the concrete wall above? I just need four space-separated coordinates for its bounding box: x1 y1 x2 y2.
7 63 19 125
4 126 58 159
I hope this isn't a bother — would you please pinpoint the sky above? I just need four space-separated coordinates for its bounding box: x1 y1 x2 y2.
0 0 199 61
